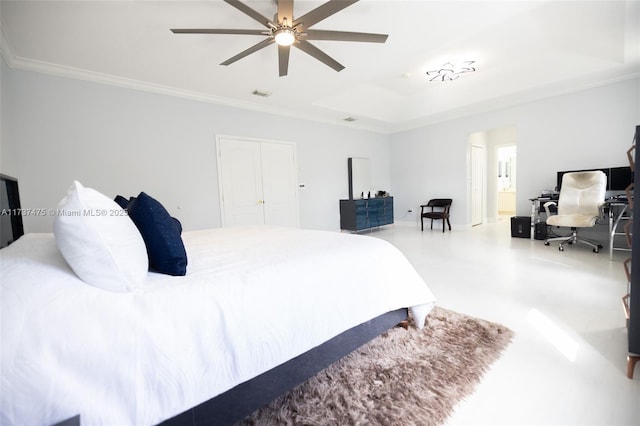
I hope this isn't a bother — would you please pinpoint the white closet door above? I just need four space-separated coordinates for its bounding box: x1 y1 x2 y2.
219 138 265 226
218 137 299 228
261 142 299 227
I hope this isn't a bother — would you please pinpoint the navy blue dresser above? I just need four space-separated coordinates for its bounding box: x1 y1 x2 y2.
339 197 394 232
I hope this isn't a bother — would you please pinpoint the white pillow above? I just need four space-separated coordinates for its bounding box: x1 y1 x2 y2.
53 181 148 292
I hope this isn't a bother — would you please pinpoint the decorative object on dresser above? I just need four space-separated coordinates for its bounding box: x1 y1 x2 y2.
627 125 639 379
347 157 370 200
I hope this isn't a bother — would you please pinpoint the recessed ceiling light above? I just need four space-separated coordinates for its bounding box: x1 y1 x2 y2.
252 89 272 97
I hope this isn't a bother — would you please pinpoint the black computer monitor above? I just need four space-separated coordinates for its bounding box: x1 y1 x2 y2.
556 166 633 192
556 168 609 192
609 166 634 191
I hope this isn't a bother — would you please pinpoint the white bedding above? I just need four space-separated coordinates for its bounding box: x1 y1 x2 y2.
1 226 436 426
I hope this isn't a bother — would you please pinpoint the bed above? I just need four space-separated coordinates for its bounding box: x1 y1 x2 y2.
0 178 436 426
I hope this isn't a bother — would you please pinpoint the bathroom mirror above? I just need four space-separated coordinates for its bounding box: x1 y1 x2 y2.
348 157 371 199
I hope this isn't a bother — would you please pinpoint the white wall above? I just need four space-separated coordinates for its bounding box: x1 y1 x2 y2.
0 60 391 233
3 58 638 234
390 78 640 228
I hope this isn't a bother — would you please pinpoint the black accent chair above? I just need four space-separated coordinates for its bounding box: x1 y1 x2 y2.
420 199 452 232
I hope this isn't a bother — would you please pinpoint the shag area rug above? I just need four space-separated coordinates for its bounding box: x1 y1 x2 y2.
238 306 513 426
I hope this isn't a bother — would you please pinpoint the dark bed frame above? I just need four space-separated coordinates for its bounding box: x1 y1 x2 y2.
160 308 408 426
0 175 409 426
52 309 408 426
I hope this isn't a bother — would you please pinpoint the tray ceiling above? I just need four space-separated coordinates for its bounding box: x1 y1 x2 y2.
1 0 638 133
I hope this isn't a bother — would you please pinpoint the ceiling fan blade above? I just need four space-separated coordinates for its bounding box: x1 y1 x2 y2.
295 39 344 72
293 0 358 30
224 0 273 28
303 29 388 43
221 38 275 66
278 44 290 77
171 29 266 36
277 0 294 24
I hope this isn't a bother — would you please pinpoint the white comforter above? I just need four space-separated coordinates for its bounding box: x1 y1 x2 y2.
1 226 436 426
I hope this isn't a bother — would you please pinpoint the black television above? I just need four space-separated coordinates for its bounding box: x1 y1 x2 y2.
1 174 24 248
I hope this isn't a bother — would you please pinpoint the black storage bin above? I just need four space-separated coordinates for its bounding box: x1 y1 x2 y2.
534 222 548 240
511 216 531 238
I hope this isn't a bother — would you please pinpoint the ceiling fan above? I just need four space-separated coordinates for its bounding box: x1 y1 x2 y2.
171 0 388 77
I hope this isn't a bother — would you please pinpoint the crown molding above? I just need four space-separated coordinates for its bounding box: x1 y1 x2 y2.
389 68 640 134
2 31 637 137
0 32 389 134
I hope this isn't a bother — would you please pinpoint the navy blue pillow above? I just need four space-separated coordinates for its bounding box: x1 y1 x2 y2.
115 195 182 234
172 217 183 234
126 192 187 276
114 195 129 209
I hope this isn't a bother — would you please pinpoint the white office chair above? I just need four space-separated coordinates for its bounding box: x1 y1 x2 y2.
543 170 607 252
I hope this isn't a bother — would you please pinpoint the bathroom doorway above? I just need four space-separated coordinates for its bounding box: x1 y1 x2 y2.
468 126 517 225
497 145 517 219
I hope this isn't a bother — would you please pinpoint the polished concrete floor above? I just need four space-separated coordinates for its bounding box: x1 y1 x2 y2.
370 219 640 426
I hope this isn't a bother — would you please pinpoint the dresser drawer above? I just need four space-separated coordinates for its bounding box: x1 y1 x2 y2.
340 197 393 231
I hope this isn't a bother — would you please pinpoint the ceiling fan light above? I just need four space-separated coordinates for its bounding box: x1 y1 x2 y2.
274 28 295 46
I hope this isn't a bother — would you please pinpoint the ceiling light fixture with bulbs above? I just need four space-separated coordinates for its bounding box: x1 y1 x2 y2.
426 61 477 82
271 18 298 47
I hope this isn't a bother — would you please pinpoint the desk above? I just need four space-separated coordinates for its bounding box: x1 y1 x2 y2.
530 197 559 217
608 201 631 260
529 197 558 240
530 197 628 255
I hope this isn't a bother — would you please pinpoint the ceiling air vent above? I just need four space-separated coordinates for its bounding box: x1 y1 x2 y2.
252 89 271 97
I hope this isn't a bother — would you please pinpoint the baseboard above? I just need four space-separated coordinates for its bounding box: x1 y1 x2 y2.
394 220 469 231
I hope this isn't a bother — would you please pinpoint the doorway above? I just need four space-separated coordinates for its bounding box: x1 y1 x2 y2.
468 126 517 225
497 145 517 219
